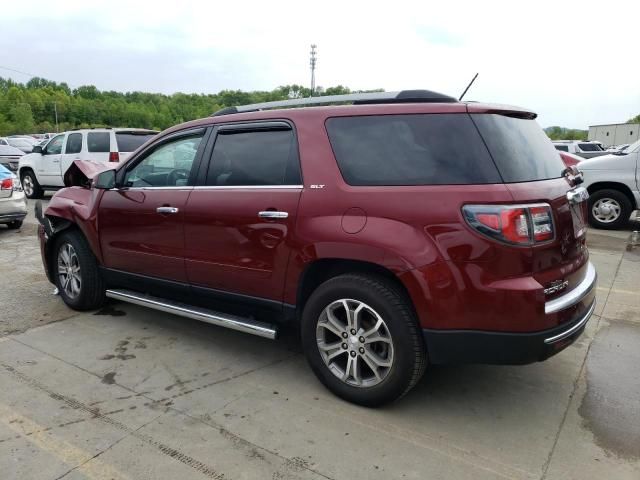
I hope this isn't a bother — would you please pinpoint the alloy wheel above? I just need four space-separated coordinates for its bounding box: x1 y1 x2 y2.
57 243 81 299
592 198 621 223
316 299 394 388
22 175 34 197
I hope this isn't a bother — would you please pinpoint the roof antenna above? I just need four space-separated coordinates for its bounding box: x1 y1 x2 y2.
458 73 479 101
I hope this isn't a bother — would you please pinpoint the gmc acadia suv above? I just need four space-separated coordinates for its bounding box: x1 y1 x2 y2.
36 90 597 406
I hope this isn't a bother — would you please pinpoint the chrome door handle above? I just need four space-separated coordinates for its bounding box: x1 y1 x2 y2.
258 211 288 219
156 207 179 214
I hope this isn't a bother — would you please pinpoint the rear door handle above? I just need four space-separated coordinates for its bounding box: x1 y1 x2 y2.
156 207 179 214
258 211 288 219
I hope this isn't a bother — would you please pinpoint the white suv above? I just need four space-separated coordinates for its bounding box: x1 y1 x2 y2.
19 128 157 199
579 139 640 229
552 140 609 159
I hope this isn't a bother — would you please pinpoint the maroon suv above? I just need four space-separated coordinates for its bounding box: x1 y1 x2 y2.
36 90 596 406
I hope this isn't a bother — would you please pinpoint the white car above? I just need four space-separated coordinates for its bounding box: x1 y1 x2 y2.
18 128 157 199
0 165 27 229
552 140 609 159
579 139 640 229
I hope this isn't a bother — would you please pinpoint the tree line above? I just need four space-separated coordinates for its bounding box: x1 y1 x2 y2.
0 76 637 136
0 76 382 135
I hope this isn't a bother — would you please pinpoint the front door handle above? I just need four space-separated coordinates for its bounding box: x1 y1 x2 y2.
156 206 179 214
258 211 288 219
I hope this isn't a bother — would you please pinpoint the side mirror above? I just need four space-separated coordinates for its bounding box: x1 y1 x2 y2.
94 169 116 189
32 145 43 154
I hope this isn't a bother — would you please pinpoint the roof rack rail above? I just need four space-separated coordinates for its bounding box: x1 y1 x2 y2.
211 89 457 116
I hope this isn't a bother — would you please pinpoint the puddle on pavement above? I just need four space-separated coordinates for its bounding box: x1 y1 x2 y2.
579 320 640 459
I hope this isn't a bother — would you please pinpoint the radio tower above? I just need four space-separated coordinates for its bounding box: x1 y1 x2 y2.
310 44 317 97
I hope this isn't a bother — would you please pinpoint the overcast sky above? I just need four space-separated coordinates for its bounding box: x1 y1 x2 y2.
3 0 639 129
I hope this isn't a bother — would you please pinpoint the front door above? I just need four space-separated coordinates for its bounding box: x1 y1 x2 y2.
184 122 303 302
40 134 65 186
98 129 206 283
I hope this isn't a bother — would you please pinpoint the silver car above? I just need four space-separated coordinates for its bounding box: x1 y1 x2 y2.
0 165 27 229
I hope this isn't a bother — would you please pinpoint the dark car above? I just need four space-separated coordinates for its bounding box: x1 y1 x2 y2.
35 90 596 406
0 144 24 173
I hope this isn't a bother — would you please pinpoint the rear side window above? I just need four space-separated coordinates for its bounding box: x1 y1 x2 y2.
326 114 501 186
116 132 155 152
206 128 301 186
87 132 110 152
65 133 82 154
554 145 569 152
472 115 565 183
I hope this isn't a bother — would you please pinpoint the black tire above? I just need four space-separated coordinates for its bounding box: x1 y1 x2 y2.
301 274 427 407
7 220 23 229
53 230 106 310
21 170 44 199
587 189 632 230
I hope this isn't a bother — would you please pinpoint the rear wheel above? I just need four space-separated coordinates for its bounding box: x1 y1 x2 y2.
588 189 632 230
53 230 106 310
301 274 426 406
21 170 44 199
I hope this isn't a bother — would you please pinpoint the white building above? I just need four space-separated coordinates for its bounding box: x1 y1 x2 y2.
589 123 640 147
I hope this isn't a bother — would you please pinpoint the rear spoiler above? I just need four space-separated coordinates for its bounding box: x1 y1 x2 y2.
466 102 537 120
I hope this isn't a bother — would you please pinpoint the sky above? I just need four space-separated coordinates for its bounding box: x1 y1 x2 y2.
2 0 639 129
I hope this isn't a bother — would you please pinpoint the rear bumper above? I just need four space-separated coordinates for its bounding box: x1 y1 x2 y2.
0 193 27 223
423 265 597 365
423 297 595 365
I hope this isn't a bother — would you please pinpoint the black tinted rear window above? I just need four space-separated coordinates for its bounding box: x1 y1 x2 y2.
472 115 565 183
554 145 569 152
116 132 155 152
326 114 501 186
578 143 602 152
87 132 110 152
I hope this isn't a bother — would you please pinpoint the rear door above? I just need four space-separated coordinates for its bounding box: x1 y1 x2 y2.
98 128 207 282
60 132 83 176
472 114 589 294
184 121 303 302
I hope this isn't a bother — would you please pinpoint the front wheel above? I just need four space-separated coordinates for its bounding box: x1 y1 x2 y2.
587 189 632 230
53 230 106 310
21 170 44 199
301 274 427 407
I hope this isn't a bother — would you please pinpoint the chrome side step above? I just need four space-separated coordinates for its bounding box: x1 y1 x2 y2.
105 289 277 340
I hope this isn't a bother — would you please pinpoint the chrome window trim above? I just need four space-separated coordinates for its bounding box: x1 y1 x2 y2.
545 262 597 315
544 298 596 344
115 185 304 191
116 186 194 191
192 185 304 190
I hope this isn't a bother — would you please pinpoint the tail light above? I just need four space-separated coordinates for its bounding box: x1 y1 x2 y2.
109 152 120 162
463 204 554 245
0 178 13 191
